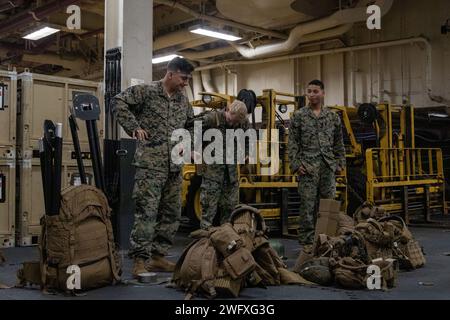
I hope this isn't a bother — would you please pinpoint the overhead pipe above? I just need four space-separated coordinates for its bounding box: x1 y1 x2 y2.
0 0 81 37
192 71 203 100
183 24 353 61
0 0 24 13
181 46 237 60
195 37 433 101
154 0 288 40
230 0 393 58
200 69 218 93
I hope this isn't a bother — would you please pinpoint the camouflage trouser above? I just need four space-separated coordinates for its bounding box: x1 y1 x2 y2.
200 177 239 229
128 168 182 259
297 159 336 245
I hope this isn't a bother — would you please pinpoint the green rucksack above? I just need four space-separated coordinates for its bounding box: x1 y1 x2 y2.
298 257 333 286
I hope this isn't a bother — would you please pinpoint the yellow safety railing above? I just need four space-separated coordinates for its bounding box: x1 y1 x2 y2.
365 148 446 219
366 148 444 184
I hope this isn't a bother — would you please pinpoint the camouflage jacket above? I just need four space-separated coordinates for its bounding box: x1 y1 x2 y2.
112 81 194 172
288 106 346 174
188 109 250 184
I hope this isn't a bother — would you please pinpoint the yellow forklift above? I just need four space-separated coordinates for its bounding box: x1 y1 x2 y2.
335 103 447 225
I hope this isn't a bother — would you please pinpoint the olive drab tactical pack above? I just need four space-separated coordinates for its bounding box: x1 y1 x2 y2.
17 185 122 292
353 202 388 224
172 205 309 299
298 257 333 286
355 218 393 260
378 216 426 269
293 202 427 290
313 232 369 262
333 257 368 289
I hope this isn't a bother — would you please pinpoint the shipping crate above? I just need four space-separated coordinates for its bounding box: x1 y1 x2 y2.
16 159 95 246
17 72 104 160
0 148 16 248
0 70 17 147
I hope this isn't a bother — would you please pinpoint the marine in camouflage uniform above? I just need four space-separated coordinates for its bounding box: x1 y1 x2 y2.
112 80 193 260
288 83 345 245
190 102 250 229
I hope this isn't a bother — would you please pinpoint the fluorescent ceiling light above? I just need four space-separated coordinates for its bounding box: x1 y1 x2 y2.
22 26 60 40
152 54 183 64
189 27 241 41
429 113 449 118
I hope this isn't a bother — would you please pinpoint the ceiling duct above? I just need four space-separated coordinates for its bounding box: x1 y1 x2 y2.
154 0 288 39
154 29 205 51
230 0 394 59
200 69 218 93
290 0 341 17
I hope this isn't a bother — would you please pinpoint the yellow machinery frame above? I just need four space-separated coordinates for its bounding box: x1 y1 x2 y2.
330 103 447 223
183 92 447 231
183 90 347 235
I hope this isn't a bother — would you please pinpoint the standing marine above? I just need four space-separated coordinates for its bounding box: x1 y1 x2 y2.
190 100 250 229
112 57 194 276
288 79 346 246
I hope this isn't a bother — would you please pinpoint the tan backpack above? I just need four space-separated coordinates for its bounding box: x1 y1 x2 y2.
377 215 425 269
353 202 387 223
355 218 393 260
18 185 121 292
172 224 255 299
314 232 369 263
172 205 297 298
230 204 287 286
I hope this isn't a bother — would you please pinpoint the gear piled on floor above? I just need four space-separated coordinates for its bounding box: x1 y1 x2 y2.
294 202 426 290
170 205 313 299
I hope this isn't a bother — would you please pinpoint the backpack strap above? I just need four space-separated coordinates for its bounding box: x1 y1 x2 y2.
172 238 203 284
177 239 218 300
199 241 217 298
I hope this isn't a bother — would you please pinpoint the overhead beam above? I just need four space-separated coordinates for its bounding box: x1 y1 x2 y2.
0 0 82 38
21 53 86 70
154 0 288 40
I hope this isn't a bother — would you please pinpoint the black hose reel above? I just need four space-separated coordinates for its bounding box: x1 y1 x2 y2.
357 103 386 144
358 103 378 124
237 89 257 115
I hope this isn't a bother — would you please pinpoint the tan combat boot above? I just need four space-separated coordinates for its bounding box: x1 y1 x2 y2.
132 257 148 278
145 254 176 272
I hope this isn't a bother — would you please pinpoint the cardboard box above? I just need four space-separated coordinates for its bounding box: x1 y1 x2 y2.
314 211 340 239
318 199 341 213
313 199 342 242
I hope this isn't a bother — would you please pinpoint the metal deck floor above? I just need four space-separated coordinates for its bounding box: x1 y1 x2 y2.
1 227 450 300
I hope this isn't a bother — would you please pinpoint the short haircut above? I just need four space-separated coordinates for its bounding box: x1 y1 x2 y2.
228 100 248 125
167 57 194 74
308 79 325 90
